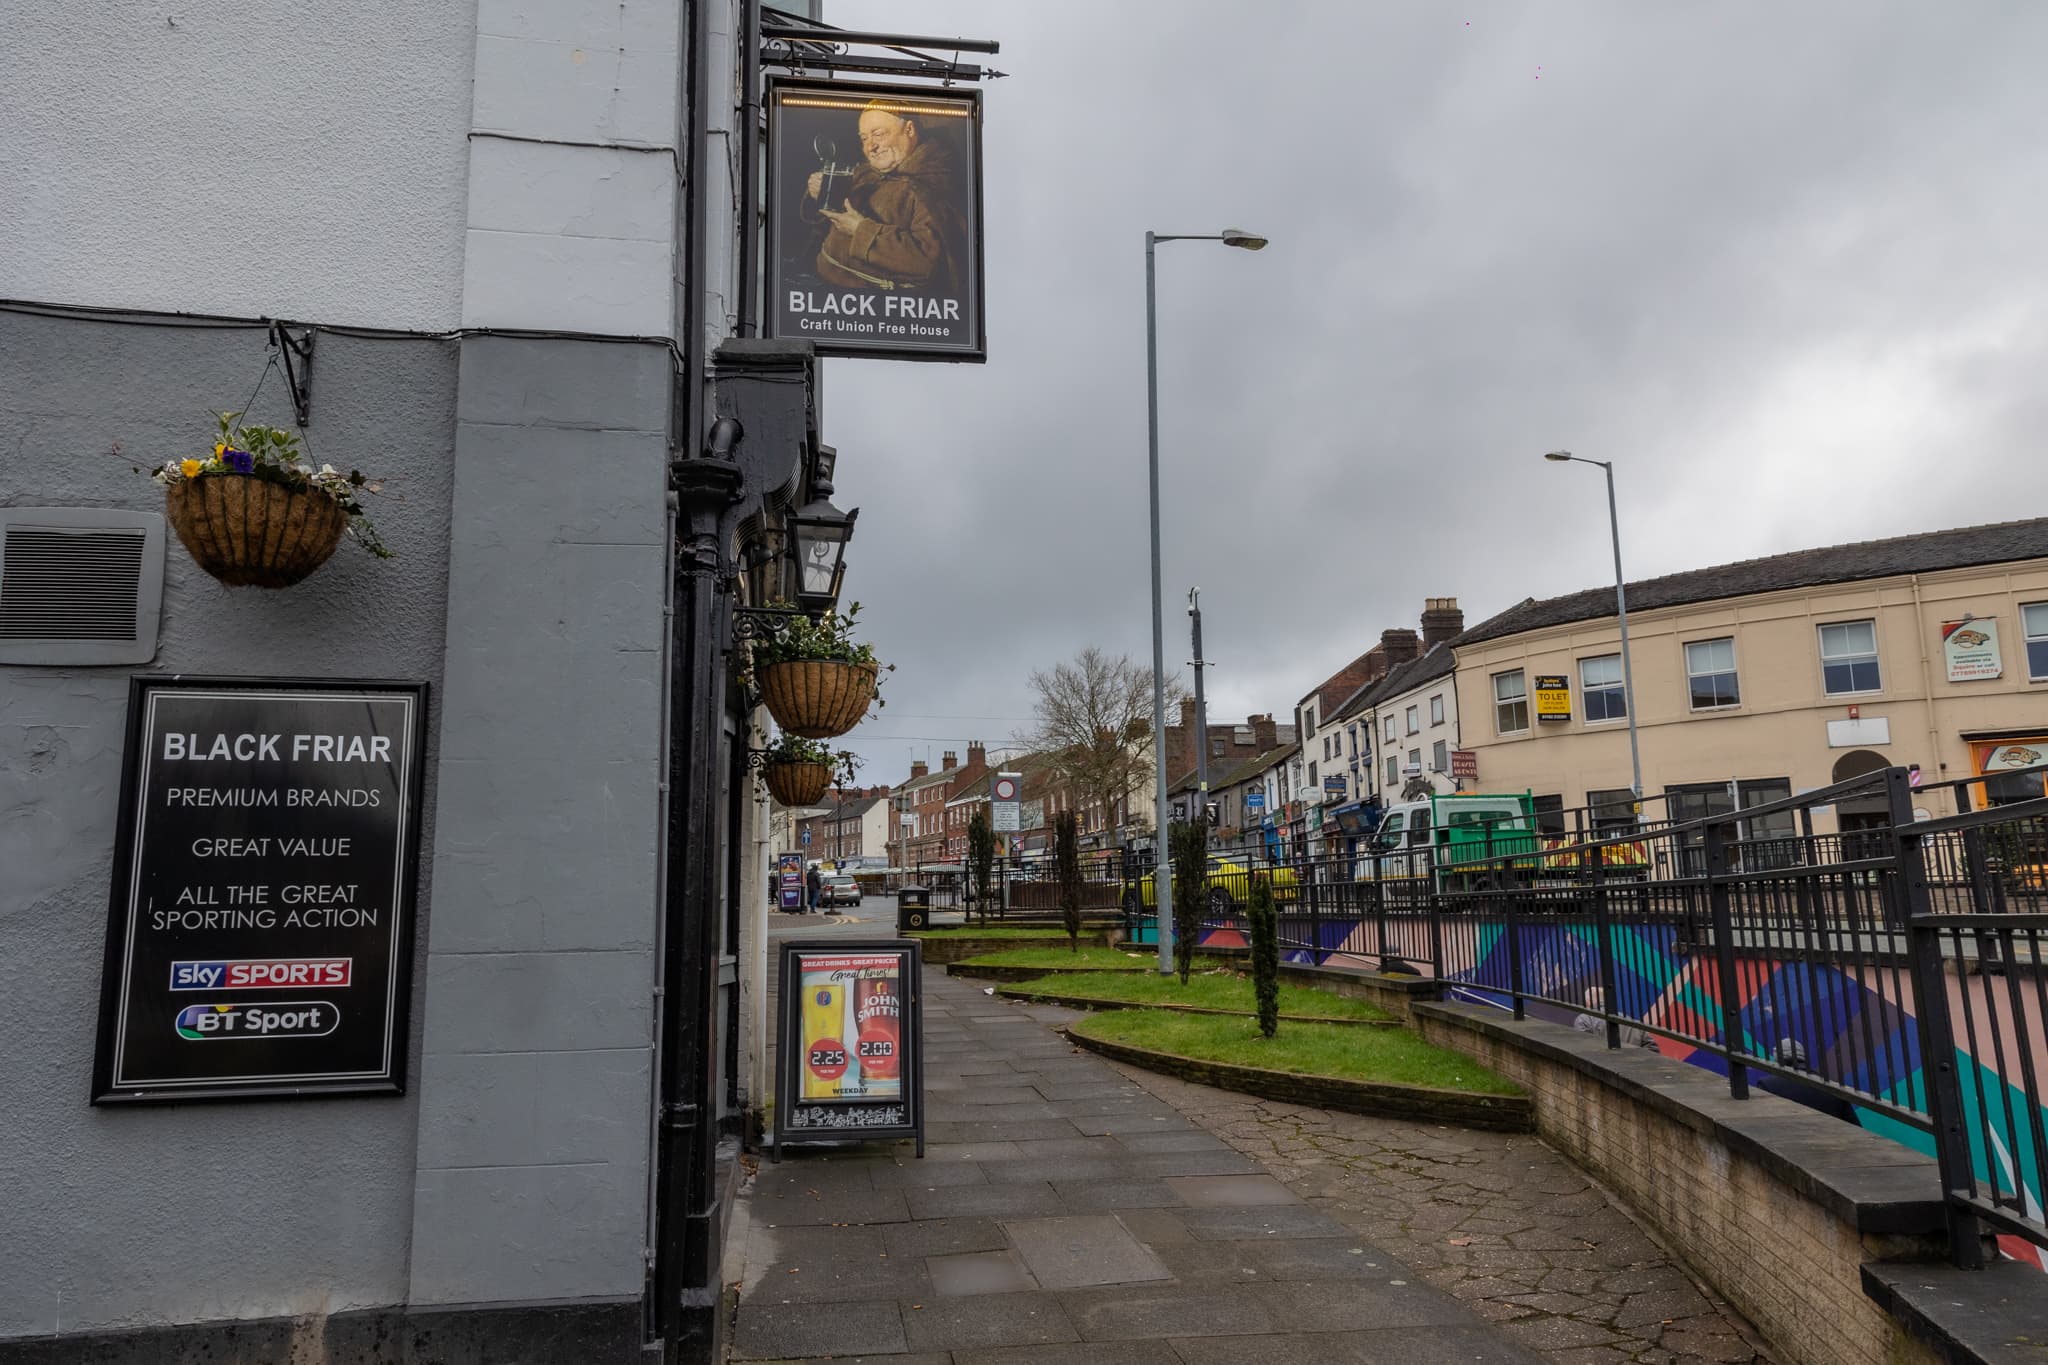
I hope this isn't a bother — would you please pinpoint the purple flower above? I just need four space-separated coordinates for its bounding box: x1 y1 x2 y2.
224 448 254 474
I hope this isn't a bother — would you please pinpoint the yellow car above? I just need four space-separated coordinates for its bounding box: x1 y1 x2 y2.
1123 856 1299 916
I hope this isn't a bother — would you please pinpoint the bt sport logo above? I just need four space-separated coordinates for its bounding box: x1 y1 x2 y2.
174 1001 340 1041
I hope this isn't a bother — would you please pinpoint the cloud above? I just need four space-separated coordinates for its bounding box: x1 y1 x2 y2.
815 0 2048 785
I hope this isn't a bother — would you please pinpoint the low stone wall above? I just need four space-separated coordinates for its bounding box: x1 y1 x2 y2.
1410 1001 1949 1365
1064 1027 1534 1132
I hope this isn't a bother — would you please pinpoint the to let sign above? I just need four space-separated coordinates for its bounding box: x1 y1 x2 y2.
1534 675 1572 722
91 678 427 1103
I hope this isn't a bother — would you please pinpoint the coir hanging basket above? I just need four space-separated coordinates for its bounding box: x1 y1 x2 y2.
757 660 877 739
165 474 348 588
763 760 833 808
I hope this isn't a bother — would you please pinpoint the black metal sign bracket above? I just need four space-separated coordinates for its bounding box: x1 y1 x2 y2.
269 320 315 428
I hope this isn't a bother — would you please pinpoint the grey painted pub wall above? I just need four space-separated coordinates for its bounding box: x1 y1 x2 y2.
0 312 456 1337
0 316 676 1339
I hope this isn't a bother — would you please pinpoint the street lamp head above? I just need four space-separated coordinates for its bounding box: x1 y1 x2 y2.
1220 229 1268 251
1544 450 1573 463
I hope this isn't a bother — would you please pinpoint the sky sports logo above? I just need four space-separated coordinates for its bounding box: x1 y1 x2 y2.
169 959 352 991
174 1002 339 1041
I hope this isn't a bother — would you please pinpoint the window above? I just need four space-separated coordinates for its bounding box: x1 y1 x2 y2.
1684 638 1740 710
1587 787 1638 833
1407 806 1432 846
1307 761 1317 785
1430 694 1445 726
1581 654 1626 723
1493 669 1529 733
2024 603 2048 680
1405 705 1419 734
1432 739 1448 772
1531 794 1566 836
1818 620 1880 695
1384 715 1397 743
1385 756 1398 787
1407 748 1421 772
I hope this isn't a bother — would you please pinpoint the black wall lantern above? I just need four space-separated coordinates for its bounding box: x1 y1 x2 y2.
788 496 856 614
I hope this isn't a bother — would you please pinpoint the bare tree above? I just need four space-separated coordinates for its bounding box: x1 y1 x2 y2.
1019 647 1181 841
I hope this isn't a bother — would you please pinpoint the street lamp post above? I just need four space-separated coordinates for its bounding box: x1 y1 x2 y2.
1147 228 1267 974
1543 452 1643 805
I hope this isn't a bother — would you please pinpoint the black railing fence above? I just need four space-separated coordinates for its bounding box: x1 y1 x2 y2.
1112 763 2048 1269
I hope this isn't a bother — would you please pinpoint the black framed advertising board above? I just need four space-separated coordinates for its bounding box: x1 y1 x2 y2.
764 77 986 362
773 939 924 1157
90 676 429 1104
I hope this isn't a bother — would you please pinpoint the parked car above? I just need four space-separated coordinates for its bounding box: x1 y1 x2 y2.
820 874 862 908
1123 855 1298 916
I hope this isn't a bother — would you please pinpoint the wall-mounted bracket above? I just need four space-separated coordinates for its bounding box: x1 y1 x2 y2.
270 321 315 428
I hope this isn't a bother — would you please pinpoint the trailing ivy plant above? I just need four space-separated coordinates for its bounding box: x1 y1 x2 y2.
1247 873 1280 1038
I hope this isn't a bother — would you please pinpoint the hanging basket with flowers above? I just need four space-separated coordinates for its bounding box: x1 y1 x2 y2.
150 413 389 588
747 601 892 739
759 733 856 808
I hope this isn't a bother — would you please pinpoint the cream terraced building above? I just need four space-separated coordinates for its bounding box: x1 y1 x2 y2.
1450 518 2048 839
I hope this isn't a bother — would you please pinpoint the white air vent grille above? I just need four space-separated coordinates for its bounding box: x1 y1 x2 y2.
0 527 144 640
0 508 165 666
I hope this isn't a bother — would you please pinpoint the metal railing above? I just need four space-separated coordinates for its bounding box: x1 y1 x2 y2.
1117 763 2048 1268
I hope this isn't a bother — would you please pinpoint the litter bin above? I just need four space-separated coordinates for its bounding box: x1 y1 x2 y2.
897 885 931 932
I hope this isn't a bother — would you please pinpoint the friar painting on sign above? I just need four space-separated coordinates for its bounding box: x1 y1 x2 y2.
766 78 986 362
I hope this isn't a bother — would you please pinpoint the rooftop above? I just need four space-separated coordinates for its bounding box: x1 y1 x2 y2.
1461 517 2048 646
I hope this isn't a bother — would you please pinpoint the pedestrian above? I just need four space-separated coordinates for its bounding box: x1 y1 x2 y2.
805 864 822 914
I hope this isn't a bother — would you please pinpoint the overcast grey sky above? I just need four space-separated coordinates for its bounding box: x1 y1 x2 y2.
818 1 2048 784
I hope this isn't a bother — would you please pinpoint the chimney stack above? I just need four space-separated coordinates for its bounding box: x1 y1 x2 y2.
967 742 987 770
911 761 929 779
1420 597 1464 649
1380 628 1422 669
1252 714 1278 750
942 750 958 771
1179 697 1196 730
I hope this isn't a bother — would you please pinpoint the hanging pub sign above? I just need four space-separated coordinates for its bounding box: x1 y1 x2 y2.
91 677 428 1103
765 78 986 362
1940 618 2002 682
774 939 924 1157
1534 675 1572 722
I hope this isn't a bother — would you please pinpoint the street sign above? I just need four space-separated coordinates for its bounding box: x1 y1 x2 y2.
1245 789 1266 811
993 774 1020 801
992 802 1019 832
800 829 811 847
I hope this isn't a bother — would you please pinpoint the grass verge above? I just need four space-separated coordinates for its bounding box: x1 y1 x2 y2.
1006 968 1390 1022
1070 1009 1522 1096
958 945 1222 972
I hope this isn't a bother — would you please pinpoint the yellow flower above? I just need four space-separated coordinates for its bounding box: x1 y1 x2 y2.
181 459 203 478
214 443 226 458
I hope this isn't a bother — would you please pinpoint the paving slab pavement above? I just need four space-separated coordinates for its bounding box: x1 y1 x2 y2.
731 945 1768 1364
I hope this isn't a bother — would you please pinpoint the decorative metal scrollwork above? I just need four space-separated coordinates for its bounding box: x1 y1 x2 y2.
733 606 804 644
